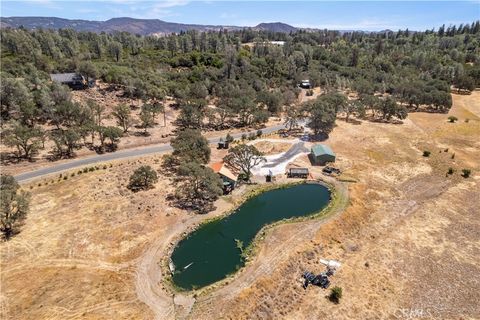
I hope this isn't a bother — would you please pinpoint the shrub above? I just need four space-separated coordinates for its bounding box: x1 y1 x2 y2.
444 148 449 152
248 132 256 140
422 151 431 157
71 173 75 177
63 176 68 180
225 133 234 143
103 165 108 169
128 165 158 191
241 133 247 140
89 167 95 172
448 116 458 123
329 286 343 304
447 167 454 175
461 169 471 178
451 153 455 159
465 118 470 123
256 129 263 137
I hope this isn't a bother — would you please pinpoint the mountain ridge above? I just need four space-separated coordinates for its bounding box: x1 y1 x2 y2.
0 16 299 35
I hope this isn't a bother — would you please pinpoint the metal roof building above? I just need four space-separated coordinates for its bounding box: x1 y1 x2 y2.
310 144 336 165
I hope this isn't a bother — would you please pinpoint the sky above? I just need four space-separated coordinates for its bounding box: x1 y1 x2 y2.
1 1 479 31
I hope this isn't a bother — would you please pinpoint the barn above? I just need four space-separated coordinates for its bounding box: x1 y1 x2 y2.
310 144 336 165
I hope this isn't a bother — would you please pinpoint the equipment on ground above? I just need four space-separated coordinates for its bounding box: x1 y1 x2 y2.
302 271 330 289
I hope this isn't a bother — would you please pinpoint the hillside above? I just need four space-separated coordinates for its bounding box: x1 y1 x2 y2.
254 22 297 33
0 16 298 35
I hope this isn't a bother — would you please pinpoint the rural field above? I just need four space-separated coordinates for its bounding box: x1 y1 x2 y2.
1 91 478 320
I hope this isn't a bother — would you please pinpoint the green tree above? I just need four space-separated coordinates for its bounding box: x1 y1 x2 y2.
304 97 337 136
112 104 134 133
108 41 122 62
139 109 155 135
224 144 265 182
4 123 44 159
77 61 98 82
128 165 158 191
175 162 223 213
51 129 81 157
98 126 123 150
170 129 211 164
1 175 30 239
284 107 302 131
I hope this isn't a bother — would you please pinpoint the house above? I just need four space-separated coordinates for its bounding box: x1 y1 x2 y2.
50 73 88 90
310 144 336 165
299 80 312 89
287 167 309 178
209 162 238 193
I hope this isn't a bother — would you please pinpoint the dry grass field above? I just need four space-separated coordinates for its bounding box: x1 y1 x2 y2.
1 92 479 319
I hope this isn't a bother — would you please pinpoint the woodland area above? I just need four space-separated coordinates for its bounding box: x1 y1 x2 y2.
1 22 479 163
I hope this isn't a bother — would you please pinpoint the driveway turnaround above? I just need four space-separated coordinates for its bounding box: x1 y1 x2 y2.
14 123 287 183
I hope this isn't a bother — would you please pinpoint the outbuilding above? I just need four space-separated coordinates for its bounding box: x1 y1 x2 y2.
50 73 89 90
310 144 336 165
287 167 309 178
209 162 238 194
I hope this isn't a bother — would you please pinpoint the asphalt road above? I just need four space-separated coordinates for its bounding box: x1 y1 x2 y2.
14 123 287 183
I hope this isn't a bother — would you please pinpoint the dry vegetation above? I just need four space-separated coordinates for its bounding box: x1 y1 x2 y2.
1 92 479 319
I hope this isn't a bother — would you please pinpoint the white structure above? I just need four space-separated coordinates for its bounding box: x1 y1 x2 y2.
320 259 341 274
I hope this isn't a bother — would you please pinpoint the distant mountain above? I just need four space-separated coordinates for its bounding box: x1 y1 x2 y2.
0 16 244 35
253 22 297 33
0 16 299 35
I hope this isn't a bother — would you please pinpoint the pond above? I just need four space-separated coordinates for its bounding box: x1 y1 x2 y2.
171 183 331 290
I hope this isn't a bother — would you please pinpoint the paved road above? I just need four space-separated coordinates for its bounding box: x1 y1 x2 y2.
14 123 286 183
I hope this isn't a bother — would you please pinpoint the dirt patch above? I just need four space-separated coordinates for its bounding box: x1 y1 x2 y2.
251 141 293 155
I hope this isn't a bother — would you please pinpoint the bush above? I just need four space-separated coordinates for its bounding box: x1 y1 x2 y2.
248 132 256 140
422 151 431 157
465 118 470 123
451 153 455 159
329 286 343 304
461 169 471 178
447 167 454 175
241 133 247 140
225 133 234 143
256 129 263 137
128 165 158 191
448 116 458 123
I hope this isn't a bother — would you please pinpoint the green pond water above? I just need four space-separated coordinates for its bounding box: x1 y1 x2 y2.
171 183 331 290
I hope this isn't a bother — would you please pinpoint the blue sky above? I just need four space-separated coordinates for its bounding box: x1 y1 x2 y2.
1 1 479 31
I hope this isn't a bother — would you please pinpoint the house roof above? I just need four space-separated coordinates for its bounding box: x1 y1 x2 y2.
311 144 335 157
209 162 223 173
209 162 238 182
50 73 83 83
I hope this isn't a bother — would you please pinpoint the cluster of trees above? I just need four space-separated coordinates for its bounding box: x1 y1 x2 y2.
1 22 478 161
163 129 223 213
